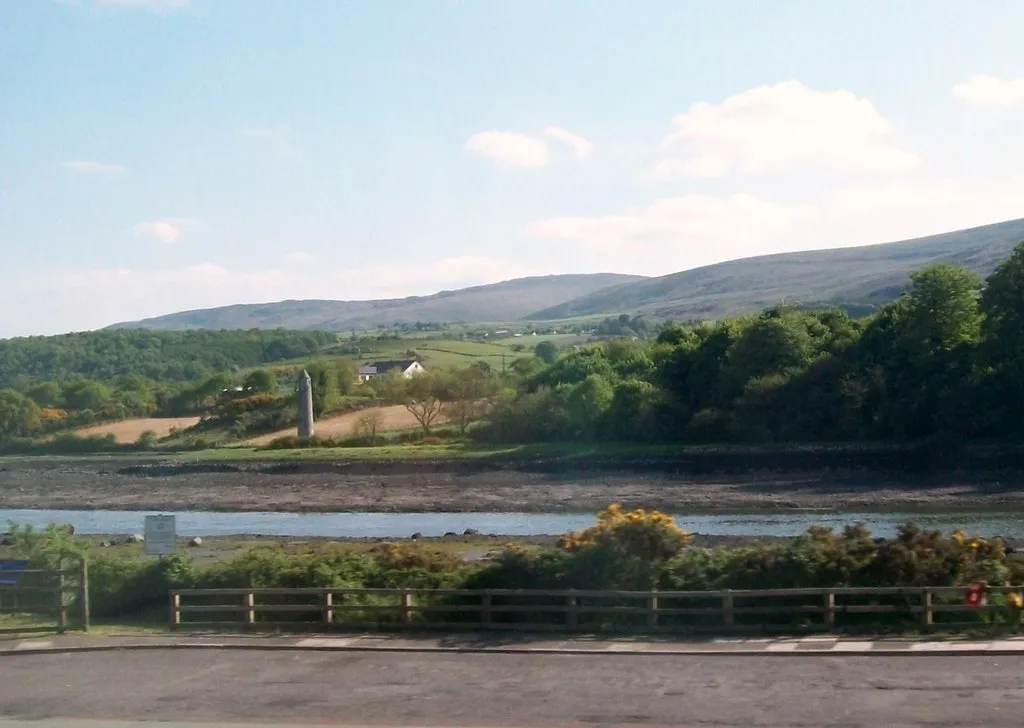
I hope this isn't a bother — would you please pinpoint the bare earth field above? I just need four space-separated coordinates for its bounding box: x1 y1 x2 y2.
1 459 1024 513
246 404 446 445
73 417 200 443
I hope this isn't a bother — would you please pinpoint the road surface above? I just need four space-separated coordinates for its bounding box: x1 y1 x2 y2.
2 649 1024 726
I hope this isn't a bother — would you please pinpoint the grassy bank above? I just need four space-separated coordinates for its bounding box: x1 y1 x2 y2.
0 438 943 466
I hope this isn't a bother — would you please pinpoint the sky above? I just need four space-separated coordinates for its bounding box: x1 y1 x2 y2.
1 0 1023 337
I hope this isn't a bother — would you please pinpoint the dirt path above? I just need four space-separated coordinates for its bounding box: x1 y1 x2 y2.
1 460 1024 513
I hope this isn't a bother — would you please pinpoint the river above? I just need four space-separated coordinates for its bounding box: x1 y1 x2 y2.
3 508 1024 539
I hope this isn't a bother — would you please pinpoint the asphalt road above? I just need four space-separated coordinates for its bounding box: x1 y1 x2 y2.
2 650 1024 727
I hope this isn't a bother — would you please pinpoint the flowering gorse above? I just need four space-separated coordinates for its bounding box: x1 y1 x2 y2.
558 503 692 562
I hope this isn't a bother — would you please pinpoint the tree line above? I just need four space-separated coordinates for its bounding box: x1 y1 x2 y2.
471 243 1024 445
0 329 336 387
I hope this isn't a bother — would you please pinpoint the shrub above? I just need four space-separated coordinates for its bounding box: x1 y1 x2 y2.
351 410 383 438
135 430 159 449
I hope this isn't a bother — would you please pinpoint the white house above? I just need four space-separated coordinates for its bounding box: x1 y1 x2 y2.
357 359 426 382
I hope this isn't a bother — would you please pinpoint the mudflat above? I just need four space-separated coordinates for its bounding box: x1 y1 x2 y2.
1 459 1023 512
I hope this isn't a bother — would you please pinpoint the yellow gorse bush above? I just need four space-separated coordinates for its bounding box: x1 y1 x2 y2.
558 503 693 561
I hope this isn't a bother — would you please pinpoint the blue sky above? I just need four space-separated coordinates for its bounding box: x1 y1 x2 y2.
2 0 1023 336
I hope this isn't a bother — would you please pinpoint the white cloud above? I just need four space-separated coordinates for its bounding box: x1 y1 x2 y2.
525 172 1024 276
64 160 127 175
953 75 1024 107
526 193 812 269
463 131 550 168
240 126 302 160
0 256 538 336
284 252 316 264
131 218 199 244
646 81 919 181
544 126 594 158
822 178 1024 244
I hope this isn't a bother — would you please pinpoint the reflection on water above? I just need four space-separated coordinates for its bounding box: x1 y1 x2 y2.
2 508 1024 539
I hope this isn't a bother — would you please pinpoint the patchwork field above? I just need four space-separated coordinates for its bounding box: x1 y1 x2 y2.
325 334 584 370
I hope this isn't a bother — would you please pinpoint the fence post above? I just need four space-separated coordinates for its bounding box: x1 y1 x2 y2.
722 591 735 629
481 593 493 629
824 589 835 631
401 590 412 625
567 592 579 630
169 592 181 631
322 591 334 628
921 588 933 629
647 590 659 630
245 591 256 629
79 559 90 632
56 568 67 634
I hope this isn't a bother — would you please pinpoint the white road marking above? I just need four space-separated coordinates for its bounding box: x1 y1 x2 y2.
831 641 875 652
13 640 53 651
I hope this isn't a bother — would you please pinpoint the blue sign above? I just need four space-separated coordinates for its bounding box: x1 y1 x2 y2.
0 559 28 586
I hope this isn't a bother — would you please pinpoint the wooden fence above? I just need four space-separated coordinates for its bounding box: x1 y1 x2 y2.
169 585 1024 634
0 561 89 634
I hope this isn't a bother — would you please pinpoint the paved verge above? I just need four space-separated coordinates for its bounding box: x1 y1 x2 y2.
6 631 1024 656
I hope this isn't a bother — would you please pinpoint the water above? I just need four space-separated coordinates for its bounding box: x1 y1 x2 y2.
2 508 1024 539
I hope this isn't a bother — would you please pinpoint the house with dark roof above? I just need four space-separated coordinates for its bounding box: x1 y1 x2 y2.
357 359 426 382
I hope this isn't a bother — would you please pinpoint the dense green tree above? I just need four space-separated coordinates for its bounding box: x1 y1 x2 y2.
982 242 1024 364
508 356 545 380
531 347 615 390
565 374 614 440
444 366 499 434
62 380 114 412
534 340 559 364
26 381 62 408
605 378 662 442
0 389 41 442
899 264 982 360
978 242 1024 434
243 369 278 394
305 361 341 418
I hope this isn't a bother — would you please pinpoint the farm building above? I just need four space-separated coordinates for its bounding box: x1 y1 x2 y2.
357 359 426 382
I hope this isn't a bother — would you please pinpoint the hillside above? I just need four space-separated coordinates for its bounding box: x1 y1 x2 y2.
0 329 337 386
529 218 1024 321
109 274 644 332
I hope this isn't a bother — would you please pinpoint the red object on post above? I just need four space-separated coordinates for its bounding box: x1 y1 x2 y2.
966 582 986 607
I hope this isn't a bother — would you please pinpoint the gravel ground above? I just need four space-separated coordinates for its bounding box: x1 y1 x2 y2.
3 649 1024 726
2 460 1024 513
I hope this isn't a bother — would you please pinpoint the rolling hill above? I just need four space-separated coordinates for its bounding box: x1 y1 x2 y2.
108 273 644 331
528 218 1024 321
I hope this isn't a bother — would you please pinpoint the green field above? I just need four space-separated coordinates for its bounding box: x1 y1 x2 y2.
324 334 584 370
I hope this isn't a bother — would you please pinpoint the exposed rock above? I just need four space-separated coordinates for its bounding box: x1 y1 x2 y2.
443 531 458 538
188 536 203 547
410 532 422 540
463 528 480 536
124 533 144 544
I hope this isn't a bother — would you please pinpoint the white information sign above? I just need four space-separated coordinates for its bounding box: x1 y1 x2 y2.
144 515 176 555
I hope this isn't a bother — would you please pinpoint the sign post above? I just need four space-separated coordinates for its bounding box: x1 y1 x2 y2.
144 515 176 556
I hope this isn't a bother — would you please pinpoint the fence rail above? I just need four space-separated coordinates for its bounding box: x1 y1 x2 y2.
169 585 1024 634
0 562 89 634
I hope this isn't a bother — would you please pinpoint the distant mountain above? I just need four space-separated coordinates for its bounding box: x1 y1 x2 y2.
528 218 1024 321
108 273 645 331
